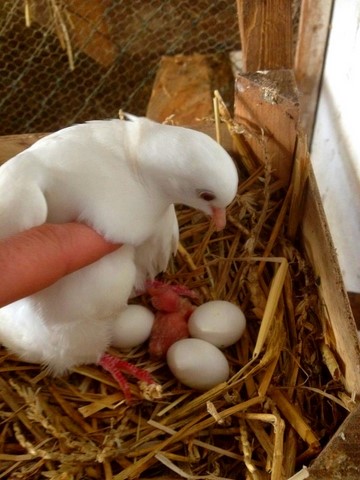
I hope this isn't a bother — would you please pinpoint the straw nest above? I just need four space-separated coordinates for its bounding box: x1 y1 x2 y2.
0 99 353 480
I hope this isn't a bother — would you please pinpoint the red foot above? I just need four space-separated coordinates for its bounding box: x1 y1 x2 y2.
99 353 154 402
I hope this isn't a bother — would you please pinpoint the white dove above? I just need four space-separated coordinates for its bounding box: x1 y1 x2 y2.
0 114 238 399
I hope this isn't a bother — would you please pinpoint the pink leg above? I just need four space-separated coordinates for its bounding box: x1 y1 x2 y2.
99 353 154 402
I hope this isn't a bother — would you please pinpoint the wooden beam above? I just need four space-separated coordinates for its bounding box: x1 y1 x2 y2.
294 0 334 140
301 167 360 395
236 0 293 72
234 69 299 185
146 53 234 126
0 133 48 165
28 0 117 67
307 403 360 479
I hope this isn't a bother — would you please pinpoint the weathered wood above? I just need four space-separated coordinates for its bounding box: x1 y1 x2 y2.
65 0 117 67
28 0 117 67
0 133 48 165
348 292 360 329
307 403 360 479
146 53 234 126
234 69 299 185
301 167 360 395
294 0 334 139
236 0 293 72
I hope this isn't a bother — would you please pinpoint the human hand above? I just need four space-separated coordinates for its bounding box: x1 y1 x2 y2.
0 223 120 308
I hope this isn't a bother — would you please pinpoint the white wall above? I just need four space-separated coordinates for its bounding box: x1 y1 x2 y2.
311 0 360 292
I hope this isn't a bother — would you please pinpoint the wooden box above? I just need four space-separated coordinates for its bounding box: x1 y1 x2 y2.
1 89 359 479
1 1 359 478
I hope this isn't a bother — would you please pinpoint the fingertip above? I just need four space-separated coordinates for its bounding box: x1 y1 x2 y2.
0 223 121 307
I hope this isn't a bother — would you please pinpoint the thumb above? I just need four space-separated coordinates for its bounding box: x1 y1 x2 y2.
0 223 121 307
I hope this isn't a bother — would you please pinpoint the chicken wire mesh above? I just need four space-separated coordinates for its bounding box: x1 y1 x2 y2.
0 0 241 135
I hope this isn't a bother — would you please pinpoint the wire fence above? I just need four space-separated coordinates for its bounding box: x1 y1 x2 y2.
0 0 241 134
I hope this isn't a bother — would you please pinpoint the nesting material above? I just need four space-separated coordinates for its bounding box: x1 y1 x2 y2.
0 106 353 479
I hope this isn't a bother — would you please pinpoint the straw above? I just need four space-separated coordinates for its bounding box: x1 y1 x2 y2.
0 93 349 479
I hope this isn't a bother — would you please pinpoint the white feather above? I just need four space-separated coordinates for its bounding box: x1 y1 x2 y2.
0 115 238 373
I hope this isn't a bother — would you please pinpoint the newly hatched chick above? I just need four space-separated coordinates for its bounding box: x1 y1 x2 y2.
0 114 238 399
147 281 198 360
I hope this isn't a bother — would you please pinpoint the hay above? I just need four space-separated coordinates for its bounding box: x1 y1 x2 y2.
0 102 351 479
24 0 75 70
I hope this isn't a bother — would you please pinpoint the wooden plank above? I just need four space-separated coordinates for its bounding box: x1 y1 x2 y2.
146 54 213 125
146 53 234 126
0 133 48 165
348 292 360 328
236 0 293 72
294 0 334 139
28 0 117 67
307 403 360 479
301 167 360 395
65 0 117 67
234 69 300 185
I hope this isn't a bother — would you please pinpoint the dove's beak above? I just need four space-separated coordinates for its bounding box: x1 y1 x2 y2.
211 206 227 231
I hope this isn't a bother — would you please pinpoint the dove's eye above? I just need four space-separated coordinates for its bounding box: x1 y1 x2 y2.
197 190 216 202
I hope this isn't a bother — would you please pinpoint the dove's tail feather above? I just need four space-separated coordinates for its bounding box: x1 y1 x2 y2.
0 182 48 239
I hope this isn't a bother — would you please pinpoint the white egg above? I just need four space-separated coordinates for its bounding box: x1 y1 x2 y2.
110 304 155 349
166 338 230 390
188 300 246 348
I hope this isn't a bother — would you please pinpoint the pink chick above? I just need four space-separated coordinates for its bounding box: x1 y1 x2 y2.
147 281 198 360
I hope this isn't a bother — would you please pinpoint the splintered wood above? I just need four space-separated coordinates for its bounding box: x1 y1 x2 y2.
0 103 352 479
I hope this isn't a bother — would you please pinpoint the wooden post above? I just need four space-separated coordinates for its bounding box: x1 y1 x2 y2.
236 0 293 72
235 1 298 185
308 403 360 479
234 70 300 185
301 167 360 395
294 0 334 140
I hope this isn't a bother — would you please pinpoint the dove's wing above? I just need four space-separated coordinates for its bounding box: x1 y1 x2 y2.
133 205 179 293
0 161 48 238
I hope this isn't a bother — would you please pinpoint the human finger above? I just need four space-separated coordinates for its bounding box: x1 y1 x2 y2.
0 223 121 307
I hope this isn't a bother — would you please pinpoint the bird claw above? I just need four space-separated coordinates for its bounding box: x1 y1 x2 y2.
99 353 160 403
139 381 163 401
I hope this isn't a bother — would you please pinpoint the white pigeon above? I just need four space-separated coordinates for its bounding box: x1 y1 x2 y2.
0 114 238 396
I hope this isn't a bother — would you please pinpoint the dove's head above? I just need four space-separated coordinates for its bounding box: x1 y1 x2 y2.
131 116 239 231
